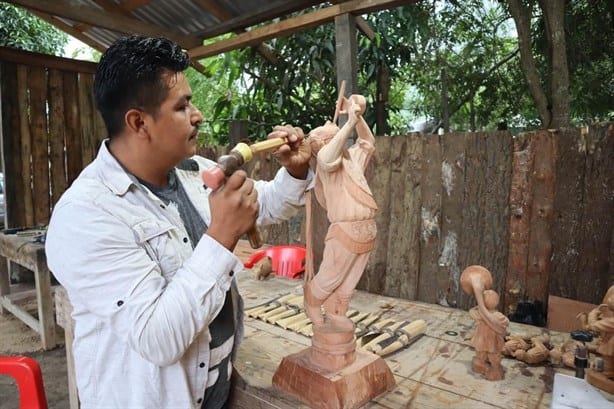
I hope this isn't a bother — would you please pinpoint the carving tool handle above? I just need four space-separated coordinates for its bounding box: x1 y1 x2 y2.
249 137 287 154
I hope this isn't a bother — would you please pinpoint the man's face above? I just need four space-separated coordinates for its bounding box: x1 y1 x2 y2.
145 72 202 166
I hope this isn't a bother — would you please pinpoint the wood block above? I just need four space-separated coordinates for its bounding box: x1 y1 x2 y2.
586 370 614 395
547 295 597 332
272 347 395 409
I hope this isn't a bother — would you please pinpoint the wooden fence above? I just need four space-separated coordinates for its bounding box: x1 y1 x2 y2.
353 127 613 315
0 47 102 229
203 126 613 317
1 48 612 317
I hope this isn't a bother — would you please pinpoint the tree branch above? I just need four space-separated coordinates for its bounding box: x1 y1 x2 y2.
429 48 520 133
507 0 551 128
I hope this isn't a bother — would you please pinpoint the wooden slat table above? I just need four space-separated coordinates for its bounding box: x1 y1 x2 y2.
55 240 613 408
233 274 573 408
0 230 56 350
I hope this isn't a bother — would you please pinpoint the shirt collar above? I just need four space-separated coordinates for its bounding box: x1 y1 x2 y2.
96 141 201 196
96 140 138 196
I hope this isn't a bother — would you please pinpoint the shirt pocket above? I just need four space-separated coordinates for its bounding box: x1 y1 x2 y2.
133 220 183 280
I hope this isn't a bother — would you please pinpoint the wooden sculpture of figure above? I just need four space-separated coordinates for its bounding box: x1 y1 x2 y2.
461 265 509 381
510 335 550 365
582 285 614 394
302 92 377 364
273 85 394 409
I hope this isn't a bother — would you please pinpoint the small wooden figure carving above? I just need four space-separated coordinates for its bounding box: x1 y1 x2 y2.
548 339 579 369
582 285 614 394
254 256 273 280
461 265 509 381
510 335 550 365
273 84 394 409
503 334 581 368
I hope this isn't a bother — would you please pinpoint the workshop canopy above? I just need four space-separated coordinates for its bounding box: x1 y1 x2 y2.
7 0 411 70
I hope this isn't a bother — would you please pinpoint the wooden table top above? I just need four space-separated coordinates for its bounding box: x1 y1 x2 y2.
0 230 47 271
232 242 605 409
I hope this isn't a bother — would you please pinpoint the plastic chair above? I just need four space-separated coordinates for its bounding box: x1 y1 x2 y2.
0 356 48 409
244 245 306 279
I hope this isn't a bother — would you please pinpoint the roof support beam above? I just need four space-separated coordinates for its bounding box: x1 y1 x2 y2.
192 0 278 64
10 0 202 49
188 0 410 60
30 11 106 54
195 0 323 39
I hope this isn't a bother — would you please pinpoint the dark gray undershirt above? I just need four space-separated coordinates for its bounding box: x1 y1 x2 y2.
136 163 234 409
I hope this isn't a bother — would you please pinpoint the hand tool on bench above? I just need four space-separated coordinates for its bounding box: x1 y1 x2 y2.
277 311 308 329
258 295 303 321
354 313 386 339
244 293 295 317
358 319 400 347
366 319 427 356
265 300 303 324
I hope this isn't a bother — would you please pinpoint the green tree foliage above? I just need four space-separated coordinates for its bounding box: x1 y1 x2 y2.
199 1 528 138
0 2 67 55
548 0 613 123
186 49 245 145
400 0 534 132
198 6 427 142
196 0 611 139
234 23 342 140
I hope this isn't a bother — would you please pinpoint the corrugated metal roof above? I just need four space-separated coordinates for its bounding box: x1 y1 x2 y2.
7 0 411 72
9 0 325 52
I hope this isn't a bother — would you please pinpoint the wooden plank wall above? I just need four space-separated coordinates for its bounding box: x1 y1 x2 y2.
0 48 101 229
550 124 614 303
356 131 513 310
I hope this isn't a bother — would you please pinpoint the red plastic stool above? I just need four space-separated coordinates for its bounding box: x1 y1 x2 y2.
244 245 306 279
0 356 48 409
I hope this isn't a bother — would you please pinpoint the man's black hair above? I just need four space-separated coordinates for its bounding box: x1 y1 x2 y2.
94 35 191 138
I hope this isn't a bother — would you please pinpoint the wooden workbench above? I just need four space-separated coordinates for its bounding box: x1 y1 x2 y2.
232 272 575 409
0 230 56 350
54 240 612 408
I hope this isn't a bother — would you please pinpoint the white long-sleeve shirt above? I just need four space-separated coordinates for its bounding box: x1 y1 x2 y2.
45 141 312 408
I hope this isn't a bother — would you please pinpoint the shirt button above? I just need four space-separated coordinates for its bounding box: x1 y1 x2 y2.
199 362 205 368
196 398 202 404
183 237 189 243
117 300 124 307
229 270 234 277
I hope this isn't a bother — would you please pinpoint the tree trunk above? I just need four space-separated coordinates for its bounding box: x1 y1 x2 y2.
507 0 551 128
469 99 476 131
538 0 570 128
441 68 450 132
376 64 390 135
507 0 570 129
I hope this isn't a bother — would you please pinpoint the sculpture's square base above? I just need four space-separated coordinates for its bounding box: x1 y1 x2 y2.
272 347 395 409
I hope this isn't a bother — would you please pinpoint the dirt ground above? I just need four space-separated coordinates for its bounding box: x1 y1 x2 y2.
0 302 69 409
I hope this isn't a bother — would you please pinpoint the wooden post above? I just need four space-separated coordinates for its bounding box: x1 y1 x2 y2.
335 13 358 128
505 133 535 315
55 286 79 409
376 65 390 135
417 133 442 303
229 119 249 147
525 131 557 318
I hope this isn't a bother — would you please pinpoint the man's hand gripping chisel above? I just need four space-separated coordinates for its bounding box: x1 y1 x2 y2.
201 137 289 248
